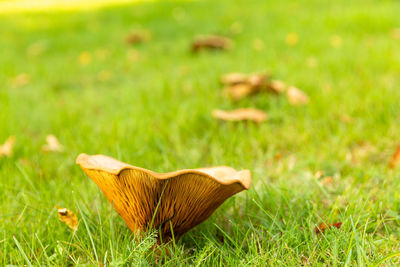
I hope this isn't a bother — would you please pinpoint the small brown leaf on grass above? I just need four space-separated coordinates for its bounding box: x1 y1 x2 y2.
41 135 64 152
221 72 269 87
287 86 309 106
247 73 269 88
389 144 400 169
320 176 333 185
125 30 151 45
315 171 334 185
220 72 271 100
0 136 16 157
314 222 342 234
220 72 248 86
56 205 78 231
222 84 255 101
314 170 324 179
192 35 232 53
212 108 267 123
266 80 287 94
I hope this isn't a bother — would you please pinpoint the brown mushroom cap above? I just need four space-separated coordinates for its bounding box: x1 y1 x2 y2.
76 153 251 241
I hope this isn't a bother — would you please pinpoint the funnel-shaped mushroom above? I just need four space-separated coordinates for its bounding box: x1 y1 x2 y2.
76 154 251 241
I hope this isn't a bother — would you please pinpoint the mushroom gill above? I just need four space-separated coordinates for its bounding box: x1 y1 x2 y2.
76 153 251 241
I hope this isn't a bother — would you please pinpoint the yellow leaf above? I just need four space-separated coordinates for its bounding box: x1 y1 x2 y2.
220 72 270 100
320 176 334 186
223 84 255 101
389 144 400 169
285 32 298 46
212 108 267 123
41 134 64 152
78 51 91 65
56 205 78 231
267 80 287 94
126 48 141 62
0 136 16 157
330 35 342 48
314 170 324 179
287 86 309 106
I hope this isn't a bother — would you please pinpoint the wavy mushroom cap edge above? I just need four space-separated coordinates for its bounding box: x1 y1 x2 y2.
76 153 251 241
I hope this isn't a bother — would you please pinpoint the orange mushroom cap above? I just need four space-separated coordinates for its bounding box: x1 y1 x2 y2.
76 153 251 241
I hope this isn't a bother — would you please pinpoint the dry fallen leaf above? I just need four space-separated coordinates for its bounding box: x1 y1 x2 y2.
274 152 284 161
56 205 78 231
0 136 16 157
220 72 249 86
248 73 269 88
389 144 400 169
212 108 267 123
315 222 342 234
221 72 269 86
223 84 255 101
287 86 309 106
125 30 151 45
314 170 324 179
320 176 333 186
267 80 287 94
220 72 270 100
41 135 64 152
285 32 298 46
192 35 232 53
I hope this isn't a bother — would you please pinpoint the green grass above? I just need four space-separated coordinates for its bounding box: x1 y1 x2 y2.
1 0 400 265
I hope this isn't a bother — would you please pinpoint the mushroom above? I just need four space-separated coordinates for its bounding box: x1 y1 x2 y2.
76 153 251 242
191 35 233 53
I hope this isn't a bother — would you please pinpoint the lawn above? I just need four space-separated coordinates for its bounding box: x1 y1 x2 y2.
1 0 400 265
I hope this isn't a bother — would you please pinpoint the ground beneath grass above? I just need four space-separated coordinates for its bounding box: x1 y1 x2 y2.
1 0 400 265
